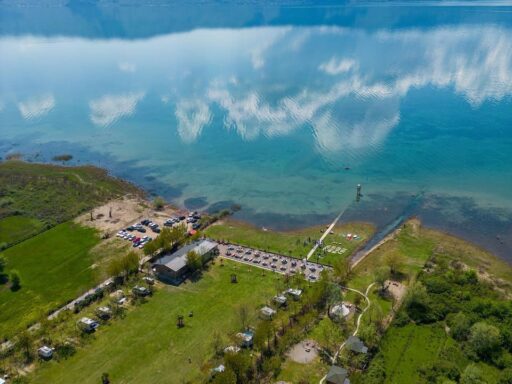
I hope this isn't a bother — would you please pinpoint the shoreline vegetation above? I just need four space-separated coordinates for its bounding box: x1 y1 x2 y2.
1 160 512 384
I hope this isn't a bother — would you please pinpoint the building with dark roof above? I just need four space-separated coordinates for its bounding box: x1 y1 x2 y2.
153 240 218 284
325 365 350 384
346 336 368 354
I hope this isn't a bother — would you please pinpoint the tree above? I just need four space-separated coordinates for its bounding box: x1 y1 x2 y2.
158 225 186 252
107 258 124 278
224 352 253 384
17 331 32 363
143 239 159 256
358 323 380 349
153 196 166 210
468 322 501 359
449 312 471 341
332 258 351 284
365 354 386 384
107 252 139 279
122 251 140 274
212 368 237 384
498 368 512 384
460 364 486 384
384 252 406 276
101 373 110 384
211 330 224 356
374 266 390 294
0 256 7 284
405 282 433 323
254 321 273 353
237 304 250 331
10 270 21 291
326 283 343 315
186 251 202 272
319 319 344 359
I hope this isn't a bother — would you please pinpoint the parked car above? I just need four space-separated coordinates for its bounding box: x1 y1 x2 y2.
137 227 146 233
152 227 161 233
141 219 151 226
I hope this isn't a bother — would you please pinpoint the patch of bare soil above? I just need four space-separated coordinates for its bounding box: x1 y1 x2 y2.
385 280 406 302
287 339 319 364
75 196 184 235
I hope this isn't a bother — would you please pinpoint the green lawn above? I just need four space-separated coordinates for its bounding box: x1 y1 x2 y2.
379 323 447 384
31 261 280 384
277 358 327 384
0 215 45 248
205 219 374 264
0 222 100 338
349 221 433 292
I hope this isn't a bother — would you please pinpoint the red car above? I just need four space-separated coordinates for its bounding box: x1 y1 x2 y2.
133 237 141 243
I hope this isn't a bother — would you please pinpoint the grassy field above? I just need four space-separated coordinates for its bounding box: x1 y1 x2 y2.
378 323 447 384
31 261 280 384
205 219 374 264
0 222 101 338
0 215 45 248
349 220 433 291
0 160 140 232
277 358 327 383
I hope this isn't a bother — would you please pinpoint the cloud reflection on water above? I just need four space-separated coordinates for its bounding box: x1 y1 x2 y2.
173 24 512 154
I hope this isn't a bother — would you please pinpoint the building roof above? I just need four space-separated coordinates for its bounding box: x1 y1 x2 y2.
213 364 225 373
286 288 302 297
224 345 240 354
237 331 254 344
154 240 218 272
326 365 349 384
261 306 276 316
330 304 350 318
79 317 96 325
346 336 368 354
38 346 52 354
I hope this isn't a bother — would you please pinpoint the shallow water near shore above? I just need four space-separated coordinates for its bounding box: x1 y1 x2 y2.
1 1 512 262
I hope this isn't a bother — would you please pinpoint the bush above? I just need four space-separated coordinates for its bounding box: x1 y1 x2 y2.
468 322 501 360
365 355 386 384
498 368 512 384
420 359 461 383
460 364 486 384
153 196 166 210
55 343 76 360
10 270 21 291
448 312 472 341
393 310 410 327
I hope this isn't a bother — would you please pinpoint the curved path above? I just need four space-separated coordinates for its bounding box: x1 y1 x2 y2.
319 282 375 384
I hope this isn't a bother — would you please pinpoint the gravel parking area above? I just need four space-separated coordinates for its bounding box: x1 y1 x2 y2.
218 243 328 281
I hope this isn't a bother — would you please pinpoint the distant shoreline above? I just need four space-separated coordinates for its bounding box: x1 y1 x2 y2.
2 158 510 265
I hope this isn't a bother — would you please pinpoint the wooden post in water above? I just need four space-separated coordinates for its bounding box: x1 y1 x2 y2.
356 184 362 202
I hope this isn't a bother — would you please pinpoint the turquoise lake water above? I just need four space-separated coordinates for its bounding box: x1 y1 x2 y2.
1 2 512 260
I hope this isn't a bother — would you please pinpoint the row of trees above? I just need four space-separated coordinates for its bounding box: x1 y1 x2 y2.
211 272 337 383
107 251 140 280
143 225 187 256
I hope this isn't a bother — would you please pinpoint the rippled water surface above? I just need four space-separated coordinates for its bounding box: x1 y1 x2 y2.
1 1 512 260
